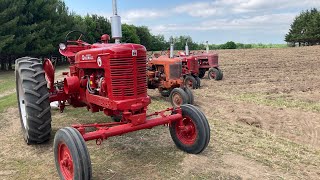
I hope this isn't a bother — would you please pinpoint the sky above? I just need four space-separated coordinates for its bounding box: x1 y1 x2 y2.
63 0 320 44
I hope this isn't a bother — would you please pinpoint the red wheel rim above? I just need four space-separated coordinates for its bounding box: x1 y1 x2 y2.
58 143 74 180
187 80 193 88
172 92 183 107
175 116 197 145
210 71 216 79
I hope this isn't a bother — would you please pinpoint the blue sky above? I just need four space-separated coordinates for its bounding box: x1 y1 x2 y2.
64 0 320 44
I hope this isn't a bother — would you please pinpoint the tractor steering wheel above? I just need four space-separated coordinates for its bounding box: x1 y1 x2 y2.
65 30 88 45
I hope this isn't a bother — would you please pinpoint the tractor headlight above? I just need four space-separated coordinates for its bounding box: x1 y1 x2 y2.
59 43 66 50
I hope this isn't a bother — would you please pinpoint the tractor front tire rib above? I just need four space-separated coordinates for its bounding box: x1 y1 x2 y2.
184 88 194 105
16 57 52 144
54 127 92 180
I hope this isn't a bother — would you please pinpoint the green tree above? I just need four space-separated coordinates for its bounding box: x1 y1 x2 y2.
285 8 320 45
135 26 152 50
220 41 237 49
122 24 140 44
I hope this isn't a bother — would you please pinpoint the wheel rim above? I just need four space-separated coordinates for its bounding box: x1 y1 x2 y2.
187 79 193 88
17 75 27 129
172 92 183 107
175 116 197 145
210 71 216 79
58 143 74 180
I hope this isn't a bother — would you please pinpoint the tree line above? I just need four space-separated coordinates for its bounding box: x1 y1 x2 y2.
285 8 320 46
3 1 314 71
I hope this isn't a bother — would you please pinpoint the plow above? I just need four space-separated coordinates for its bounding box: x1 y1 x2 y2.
15 0 210 179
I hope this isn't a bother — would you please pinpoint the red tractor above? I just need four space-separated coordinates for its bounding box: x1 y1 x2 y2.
178 40 201 89
196 41 223 80
15 1 210 179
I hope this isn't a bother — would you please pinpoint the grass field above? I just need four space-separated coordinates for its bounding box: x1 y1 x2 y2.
1 46 320 179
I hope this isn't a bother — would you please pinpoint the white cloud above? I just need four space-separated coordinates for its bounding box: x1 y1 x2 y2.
174 2 220 17
233 0 320 13
122 9 168 24
174 0 320 17
151 13 296 34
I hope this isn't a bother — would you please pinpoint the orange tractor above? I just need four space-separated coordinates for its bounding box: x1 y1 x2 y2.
147 52 194 107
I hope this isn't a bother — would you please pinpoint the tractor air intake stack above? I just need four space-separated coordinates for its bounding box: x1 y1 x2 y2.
185 39 189 56
206 41 209 53
170 38 174 58
111 0 122 44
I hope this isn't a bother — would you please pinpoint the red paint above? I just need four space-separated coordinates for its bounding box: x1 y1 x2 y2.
43 59 55 92
58 143 74 180
174 116 197 145
49 33 187 145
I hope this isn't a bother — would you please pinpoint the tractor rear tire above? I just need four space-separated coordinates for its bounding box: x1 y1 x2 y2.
184 88 194 105
54 127 92 180
184 75 197 89
15 57 52 144
169 88 189 107
208 68 223 80
198 69 206 79
169 104 210 154
195 76 201 88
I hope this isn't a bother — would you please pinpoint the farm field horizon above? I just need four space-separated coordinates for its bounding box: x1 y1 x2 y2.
1 46 320 179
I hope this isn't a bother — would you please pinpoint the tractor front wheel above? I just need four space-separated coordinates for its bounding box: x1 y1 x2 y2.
16 57 52 144
170 104 210 154
169 88 189 107
184 75 197 89
54 127 92 180
208 68 223 80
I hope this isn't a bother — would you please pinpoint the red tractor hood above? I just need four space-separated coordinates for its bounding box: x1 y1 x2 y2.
74 43 146 62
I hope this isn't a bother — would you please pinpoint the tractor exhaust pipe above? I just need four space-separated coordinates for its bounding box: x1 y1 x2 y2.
185 39 189 56
111 0 122 44
206 41 209 53
170 38 174 58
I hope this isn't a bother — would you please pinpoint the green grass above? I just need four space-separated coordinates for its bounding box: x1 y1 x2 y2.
251 43 288 49
0 93 17 113
0 71 15 93
234 93 320 112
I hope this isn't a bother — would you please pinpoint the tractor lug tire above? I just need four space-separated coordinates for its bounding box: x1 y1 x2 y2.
15 57 52 144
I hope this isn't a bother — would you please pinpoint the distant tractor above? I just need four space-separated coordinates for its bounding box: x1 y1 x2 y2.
179 40 201 88
15 1 210 179
196 41 223 80
147 45 194 107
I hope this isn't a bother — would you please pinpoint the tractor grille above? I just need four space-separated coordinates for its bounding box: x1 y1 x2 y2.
169 62 182 79
109 56 147 99
189 59 198 72
209 55 218 66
